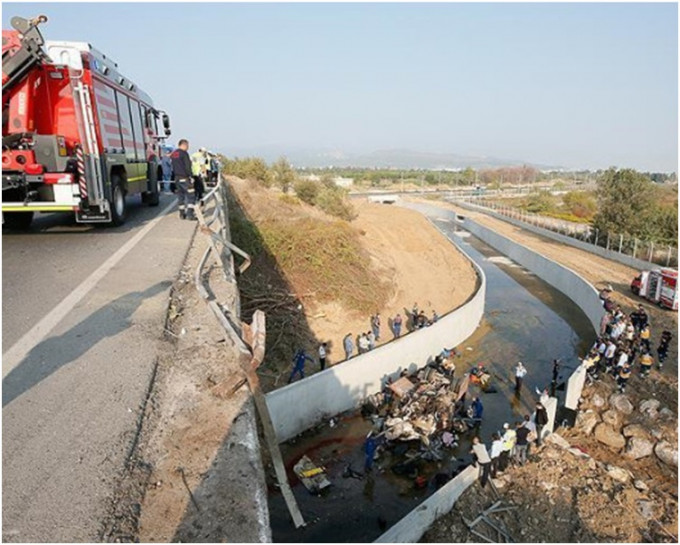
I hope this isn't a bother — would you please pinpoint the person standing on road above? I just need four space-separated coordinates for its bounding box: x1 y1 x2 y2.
470 436 492 488
170 139 195 220
639 324 651 352
393 313 403 338
364 433 378 472
343 333 354 360
514 361 527 392
161 150 173 193
191 148 207 203
288 349 314 383
533 402 548 446
318 342 328 371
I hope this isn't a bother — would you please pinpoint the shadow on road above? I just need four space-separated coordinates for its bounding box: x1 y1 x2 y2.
2 281 170 407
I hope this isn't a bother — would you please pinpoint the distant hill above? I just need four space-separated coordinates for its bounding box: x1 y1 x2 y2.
216 146 561 170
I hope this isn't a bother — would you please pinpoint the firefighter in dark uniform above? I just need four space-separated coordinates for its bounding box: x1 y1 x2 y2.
170 139 196 220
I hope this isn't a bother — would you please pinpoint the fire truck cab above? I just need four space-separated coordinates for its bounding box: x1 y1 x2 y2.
2 15 171 228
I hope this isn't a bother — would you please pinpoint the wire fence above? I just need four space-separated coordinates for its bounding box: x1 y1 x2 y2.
455 197 678 268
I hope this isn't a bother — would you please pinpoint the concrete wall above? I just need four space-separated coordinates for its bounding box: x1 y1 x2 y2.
265 240 487 443
374 465 480 543
462 217 605 334
565 364 587 411
455 200 655 271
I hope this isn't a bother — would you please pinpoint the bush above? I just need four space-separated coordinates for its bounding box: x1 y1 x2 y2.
294 179 320 205
562 191 597 219
524 191 558 213
316 187 356 221
222 157 272 186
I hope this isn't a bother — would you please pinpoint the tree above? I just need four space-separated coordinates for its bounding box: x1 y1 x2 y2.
592 168 656 239
271 157 296 193
461 167 476 186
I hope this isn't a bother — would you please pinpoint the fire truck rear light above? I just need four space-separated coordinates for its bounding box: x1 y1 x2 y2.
44 173 74 185
25 163 44 175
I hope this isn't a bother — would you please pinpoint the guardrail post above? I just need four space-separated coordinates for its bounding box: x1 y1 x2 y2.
633 238 638 259
666 246 672 267
606 233 611 251
594 229 599 246
648 241 654 262
618 234 623 254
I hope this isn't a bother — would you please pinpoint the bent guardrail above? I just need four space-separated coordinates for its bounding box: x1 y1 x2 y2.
193 174 306 528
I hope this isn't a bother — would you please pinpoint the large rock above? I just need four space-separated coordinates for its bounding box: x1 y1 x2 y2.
625 436 654 460
544 433 570 449
591 393 606 408
654 441 678 467
622 424 652 440
594 423 626 450
602 409 623 430
659 407 674 420
575 410 600 435
639 398 661 419
609 394 634 415
606 465 632 483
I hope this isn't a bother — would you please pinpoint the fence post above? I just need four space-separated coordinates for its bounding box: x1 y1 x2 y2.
594 229 599 247
606 234 611 251
648 242 654 262
633 238 638 259
618 234 623 254
666 246 672 267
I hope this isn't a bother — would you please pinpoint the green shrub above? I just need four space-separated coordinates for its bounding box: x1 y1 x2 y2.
293 179 320 205
316 187 356 221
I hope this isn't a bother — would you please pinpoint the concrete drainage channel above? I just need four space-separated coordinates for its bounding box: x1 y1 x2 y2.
264 202 599 543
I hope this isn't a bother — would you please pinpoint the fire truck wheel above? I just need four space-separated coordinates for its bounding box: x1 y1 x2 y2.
110 176 127 226
3 211 34 230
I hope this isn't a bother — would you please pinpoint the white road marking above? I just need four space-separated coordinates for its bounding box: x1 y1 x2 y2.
2 199 177 379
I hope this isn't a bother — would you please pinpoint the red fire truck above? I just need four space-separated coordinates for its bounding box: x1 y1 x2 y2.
2 15 171 228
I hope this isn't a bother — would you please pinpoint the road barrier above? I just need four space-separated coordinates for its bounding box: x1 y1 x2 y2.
454 199 678 270
194 175 306 528
265 234 487 443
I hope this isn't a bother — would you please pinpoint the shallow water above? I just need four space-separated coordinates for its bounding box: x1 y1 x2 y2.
268 202 594 543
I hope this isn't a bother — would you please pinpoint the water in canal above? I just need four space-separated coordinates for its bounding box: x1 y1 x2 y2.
267 203 594 543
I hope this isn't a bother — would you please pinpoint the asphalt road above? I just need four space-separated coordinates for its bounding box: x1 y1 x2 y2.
2 193 196 542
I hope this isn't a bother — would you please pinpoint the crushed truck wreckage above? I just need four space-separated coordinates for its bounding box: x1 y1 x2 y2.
358 349 497 469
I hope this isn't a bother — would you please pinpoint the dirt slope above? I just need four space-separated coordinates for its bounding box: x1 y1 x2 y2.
229 179 478 389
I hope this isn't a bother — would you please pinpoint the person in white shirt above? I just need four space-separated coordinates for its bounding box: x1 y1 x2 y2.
514 362 527 392
470 436 492 488
617 350 629 369
604 341 617 371
489 433 504 478
318 342 327 371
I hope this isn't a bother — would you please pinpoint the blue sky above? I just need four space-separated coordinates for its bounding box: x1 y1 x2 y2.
4 2 678 171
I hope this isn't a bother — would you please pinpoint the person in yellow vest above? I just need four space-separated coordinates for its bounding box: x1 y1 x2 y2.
639 324 651 352
639 350 654 378
617 362 632 392
191 148 207 203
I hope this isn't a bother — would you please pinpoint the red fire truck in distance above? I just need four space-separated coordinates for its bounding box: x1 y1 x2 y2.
2 15 171 228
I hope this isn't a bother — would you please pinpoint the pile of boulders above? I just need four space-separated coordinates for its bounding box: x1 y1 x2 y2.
574 382 677 468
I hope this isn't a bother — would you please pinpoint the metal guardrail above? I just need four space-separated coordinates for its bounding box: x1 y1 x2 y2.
193 173 306 529
454 197 678 268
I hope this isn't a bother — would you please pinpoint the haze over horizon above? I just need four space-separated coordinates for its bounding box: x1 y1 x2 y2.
5 2 678 172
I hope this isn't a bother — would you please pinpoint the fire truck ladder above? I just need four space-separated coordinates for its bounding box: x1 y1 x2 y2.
72 78 106 210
